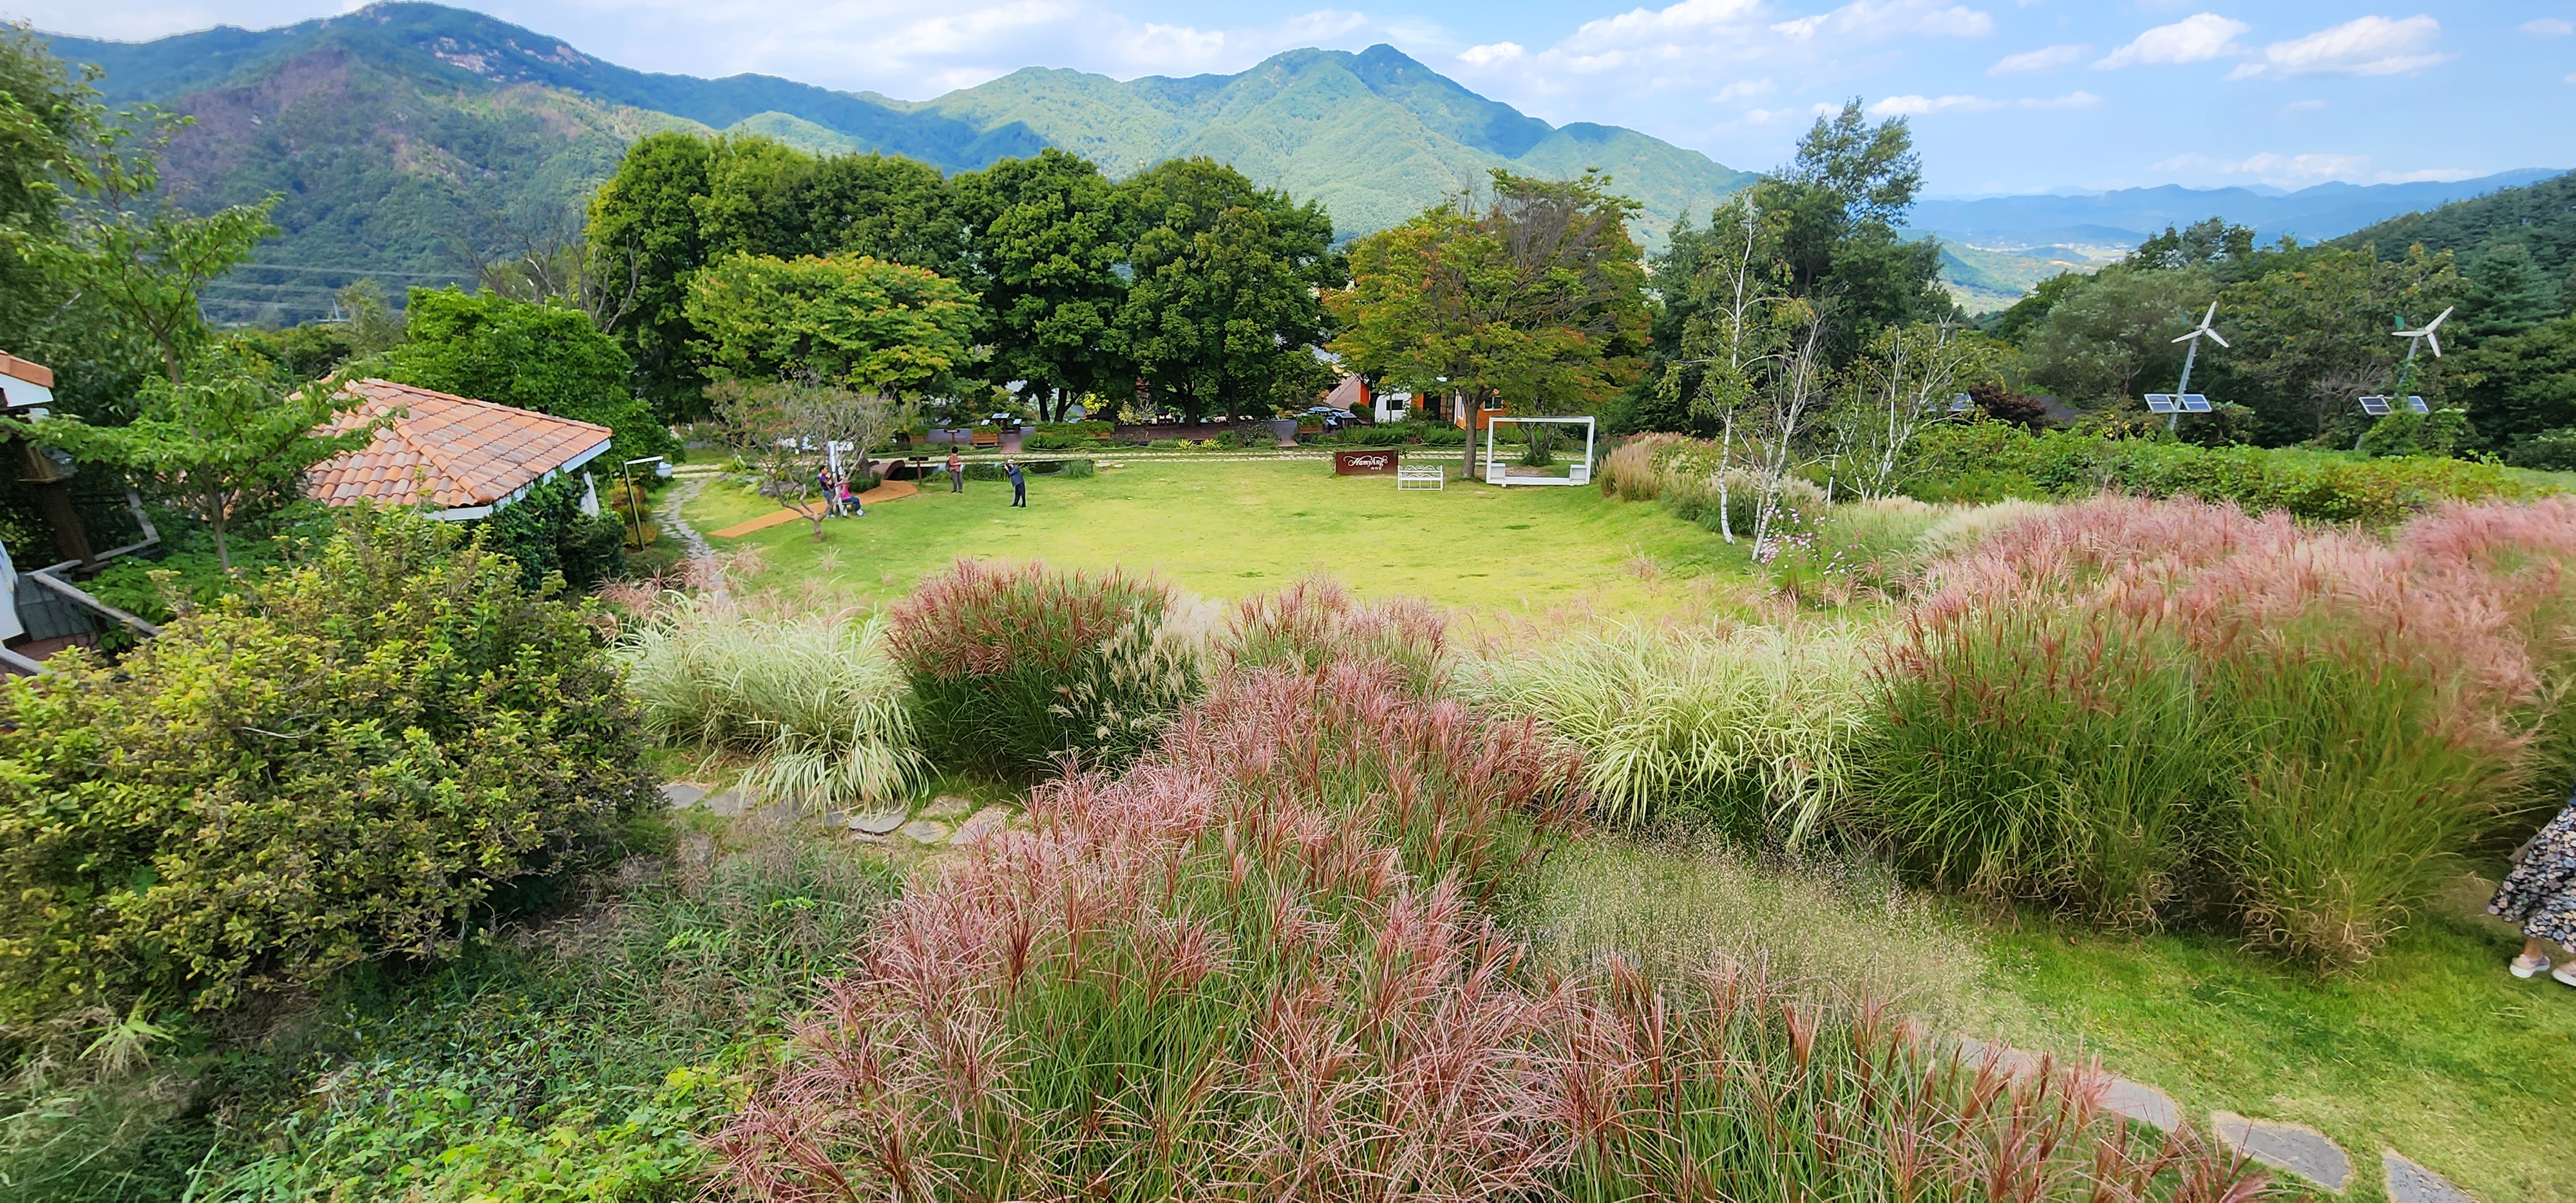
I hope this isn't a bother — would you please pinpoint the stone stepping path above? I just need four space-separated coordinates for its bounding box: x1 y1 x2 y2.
898 819 951 845
949 806 1010 846
2213 1112 2350 1193
659 782 749 816
2385 1150 2476 1203
1955 1034 2479 1199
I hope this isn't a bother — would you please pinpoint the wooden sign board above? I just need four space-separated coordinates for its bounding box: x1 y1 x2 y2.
1333 449 1399 476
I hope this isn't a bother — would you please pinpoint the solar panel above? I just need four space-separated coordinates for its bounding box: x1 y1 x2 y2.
2404 395 2429 415
2358 395 2392 416
2145 393 2178 413
1948 393 1975 413
2180 394 2212 413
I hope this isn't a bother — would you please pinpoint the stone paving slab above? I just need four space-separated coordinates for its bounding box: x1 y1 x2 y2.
658 782 708 809
846 809 907 835
2213 1112 2350 1192
2097 1077 2179 1130
900 819 951 845
2383 1150 2476 1203
920 795 974 820
950 806 1010 846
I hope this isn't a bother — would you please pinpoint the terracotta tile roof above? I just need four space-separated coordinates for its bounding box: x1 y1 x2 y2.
306 379 614 514
0 351 54 388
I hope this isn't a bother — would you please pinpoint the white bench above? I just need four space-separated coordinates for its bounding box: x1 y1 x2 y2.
1396 464 1446 491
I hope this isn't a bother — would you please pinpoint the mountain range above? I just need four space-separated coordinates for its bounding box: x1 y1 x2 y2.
41 2 1755 323
35 2 2571 326
1915 171 2568 312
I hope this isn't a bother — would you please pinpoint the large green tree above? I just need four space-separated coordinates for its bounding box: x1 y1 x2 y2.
587 134 968 415
2018 266 2212 409
1115 157 1338 424
1331 169 1651 470
379 288 676 463
685 252 978 397
2218 244 2464 446
1760 100 1949 360
954 149 1129 421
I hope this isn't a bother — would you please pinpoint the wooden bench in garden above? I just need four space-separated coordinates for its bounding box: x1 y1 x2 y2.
972 428 1000 448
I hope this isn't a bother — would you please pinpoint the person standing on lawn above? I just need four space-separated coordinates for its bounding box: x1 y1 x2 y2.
2494 790 2576 985
947 448 963 493
1005 457 1027 507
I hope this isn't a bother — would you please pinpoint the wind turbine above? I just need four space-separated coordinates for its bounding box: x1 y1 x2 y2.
2391 306 2452 395
2155 301 2227 432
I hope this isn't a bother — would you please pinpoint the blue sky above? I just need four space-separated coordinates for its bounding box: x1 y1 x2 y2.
19 0 2575 193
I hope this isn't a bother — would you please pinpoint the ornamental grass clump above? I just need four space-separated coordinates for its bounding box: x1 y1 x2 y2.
719 657 2265 1202
1224 574 1450 694
616 594 925 811
1863 495 2576 965
1464 624 1870 840
886 559 1207 779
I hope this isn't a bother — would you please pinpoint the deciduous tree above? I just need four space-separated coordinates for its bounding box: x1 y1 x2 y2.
1116 158 1337 424
685 252 978 398
954 149 1128 421
381 289 676 462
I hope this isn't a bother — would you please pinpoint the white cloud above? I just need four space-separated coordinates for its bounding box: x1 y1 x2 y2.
1713 77 1776 100
1458 42 1526 66
2226 15 2448 80
2094 14 2249 68
1987 43 2087 75
2523 18 2574 35
1771 0 1994 43
1869 90 2096 116
2154 150 2369 185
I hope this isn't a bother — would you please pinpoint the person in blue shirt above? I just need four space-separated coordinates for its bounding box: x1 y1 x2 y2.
1004 457 1027 507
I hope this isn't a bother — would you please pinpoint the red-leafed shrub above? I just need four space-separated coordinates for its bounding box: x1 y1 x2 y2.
885 559 1204 778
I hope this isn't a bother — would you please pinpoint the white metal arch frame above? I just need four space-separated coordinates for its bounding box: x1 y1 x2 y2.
1481 415 1597 487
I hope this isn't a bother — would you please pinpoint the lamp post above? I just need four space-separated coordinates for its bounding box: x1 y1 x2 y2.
620 456 667 549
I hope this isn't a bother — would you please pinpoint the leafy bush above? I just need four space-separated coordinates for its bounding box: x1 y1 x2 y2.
717 663 2260 1202
480 474 630 592
202 821 900 1203
1859 496 2568 963
1900 422 2539 522
885 560 1206 778
2507 426 2576 471
1147 438 1184 450
0 511 656 1026
617 595 925 811
1465 625 1869 838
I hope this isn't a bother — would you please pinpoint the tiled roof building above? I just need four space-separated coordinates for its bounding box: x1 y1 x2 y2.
306 379 613 518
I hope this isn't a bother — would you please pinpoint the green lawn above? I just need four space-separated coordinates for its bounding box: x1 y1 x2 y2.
688 457 1751 616
1965 890 2573 1203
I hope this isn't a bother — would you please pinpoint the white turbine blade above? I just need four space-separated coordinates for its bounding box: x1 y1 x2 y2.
2202 301 2219 327
2172 330 2197 343
2425 330 2441 357
2427 306 2452 331
2204 328 2228 348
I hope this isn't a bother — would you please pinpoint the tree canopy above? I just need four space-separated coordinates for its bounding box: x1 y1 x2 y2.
685 252 979 398
381 289 678 462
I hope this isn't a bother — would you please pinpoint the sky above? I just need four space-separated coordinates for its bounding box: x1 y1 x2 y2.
13 0 2573 194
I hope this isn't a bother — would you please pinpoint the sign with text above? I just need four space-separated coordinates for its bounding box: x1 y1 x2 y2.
1333 449 1399 476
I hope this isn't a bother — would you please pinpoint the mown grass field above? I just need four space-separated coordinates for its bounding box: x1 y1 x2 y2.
687 457 1750 616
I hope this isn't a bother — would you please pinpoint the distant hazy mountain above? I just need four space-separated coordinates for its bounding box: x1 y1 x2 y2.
2331 170 2576 276
41 3 1753 323
1910 171 2564 252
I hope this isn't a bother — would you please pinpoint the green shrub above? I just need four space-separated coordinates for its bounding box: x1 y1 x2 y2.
202 822 900 1203
0 510 657 1025
480 474 629 592
617 598 925 811
1899 422 2541 523
886 560 1206 778
2508 427 2576 471
1147 438 1184 450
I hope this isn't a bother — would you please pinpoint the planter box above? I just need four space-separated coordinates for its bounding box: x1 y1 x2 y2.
1333 449 1400 476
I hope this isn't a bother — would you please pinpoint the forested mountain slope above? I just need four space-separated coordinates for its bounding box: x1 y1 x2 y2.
42 3 1752 321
